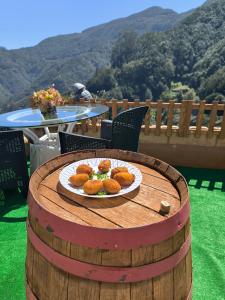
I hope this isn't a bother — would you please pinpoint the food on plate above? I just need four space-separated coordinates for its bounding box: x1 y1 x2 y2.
103 179 121 194
76 164 93 176
66 159 138 197
98 160 111 173
111 167 128 178
114 172 135 187
69 174 89 187
83 180 104 195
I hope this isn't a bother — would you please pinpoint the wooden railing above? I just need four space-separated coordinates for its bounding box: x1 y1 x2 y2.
75 99 225 140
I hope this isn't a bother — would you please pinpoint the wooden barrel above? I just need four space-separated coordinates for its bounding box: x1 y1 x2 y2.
26 149 192 300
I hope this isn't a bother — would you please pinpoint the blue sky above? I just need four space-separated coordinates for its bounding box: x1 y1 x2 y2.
0 0 206 49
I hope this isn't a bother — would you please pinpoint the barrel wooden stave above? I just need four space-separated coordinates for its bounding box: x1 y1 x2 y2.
26 149 192 300
27 241 192 300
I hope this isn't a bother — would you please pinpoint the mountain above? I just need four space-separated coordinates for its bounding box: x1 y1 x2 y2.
204 0 218 5
0 6 191 112
86 0 225 101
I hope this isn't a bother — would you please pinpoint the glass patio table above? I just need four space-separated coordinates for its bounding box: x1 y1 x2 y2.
0 104 109 173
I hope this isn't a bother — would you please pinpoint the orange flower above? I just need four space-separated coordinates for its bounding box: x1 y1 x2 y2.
30 87 64 108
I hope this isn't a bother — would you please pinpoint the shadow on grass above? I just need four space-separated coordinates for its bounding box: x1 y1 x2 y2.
0 189 27 223
177 167 225 192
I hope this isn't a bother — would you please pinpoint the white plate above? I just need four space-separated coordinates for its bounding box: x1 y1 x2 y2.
59 158 142 198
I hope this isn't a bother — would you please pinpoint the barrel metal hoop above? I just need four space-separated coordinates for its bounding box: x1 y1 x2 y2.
28 192 190 250
27 220 191 284
26 280 192 300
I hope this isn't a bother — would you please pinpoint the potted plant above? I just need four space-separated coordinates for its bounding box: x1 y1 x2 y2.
30 87 64 117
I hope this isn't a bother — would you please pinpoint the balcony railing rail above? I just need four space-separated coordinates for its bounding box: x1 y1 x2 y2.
74 98 225 139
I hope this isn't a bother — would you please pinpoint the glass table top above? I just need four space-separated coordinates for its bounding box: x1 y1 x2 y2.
0 104 109 128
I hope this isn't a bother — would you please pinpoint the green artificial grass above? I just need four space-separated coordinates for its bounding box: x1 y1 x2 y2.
178 167 225 300
0 190 27 300
0 167 225 300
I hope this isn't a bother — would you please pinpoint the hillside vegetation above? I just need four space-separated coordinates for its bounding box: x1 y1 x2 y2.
87 0 225 102
0 7 188 112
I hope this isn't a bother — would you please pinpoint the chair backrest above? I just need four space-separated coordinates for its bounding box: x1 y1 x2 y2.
0 129 29 195
59 131 110 154
111 106 148 152
0 130 25 159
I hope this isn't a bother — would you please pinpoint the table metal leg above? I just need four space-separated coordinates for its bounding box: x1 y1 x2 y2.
66 122 76 133
22 128 39 144
58 124 67 132
44 127 51 139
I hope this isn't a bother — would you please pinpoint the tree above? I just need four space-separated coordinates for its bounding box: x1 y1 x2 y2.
111 32 138 68
161 82 197 102
86 68 116 93
199 67 225 100
86 0 225 101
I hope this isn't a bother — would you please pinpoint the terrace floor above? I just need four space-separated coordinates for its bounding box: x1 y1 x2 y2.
0 167 225 300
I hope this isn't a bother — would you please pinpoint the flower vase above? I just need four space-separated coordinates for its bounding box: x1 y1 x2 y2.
40 104 57 120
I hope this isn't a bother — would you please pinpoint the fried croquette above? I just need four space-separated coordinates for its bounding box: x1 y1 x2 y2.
76 164 93 176
83 180 103 195
103 179 121 194
69 174 89 187
111 167 128 178
113 172 135 187
98 160 111 173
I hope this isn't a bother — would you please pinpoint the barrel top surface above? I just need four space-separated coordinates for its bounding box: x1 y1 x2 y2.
30 150 186 230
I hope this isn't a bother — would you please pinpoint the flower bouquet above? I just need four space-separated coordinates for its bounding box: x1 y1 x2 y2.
30 87 64 117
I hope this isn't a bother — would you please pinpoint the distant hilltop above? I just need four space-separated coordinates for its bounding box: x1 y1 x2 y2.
86 0 225 101
0 4 192 111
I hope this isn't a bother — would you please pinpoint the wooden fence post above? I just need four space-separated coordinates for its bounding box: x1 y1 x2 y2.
144 99 151 136
183 100 193 136
134 99 140 107
178 100 193 137
167 100 175 137
123 99 129 111
195 101 205 138
155 100 163 136
178 101 186 137
207 101 218 138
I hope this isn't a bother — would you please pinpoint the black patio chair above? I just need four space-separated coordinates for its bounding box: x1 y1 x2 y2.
59 106 148 153
59 132 110 154
0 130 29 197
101 106 148 151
